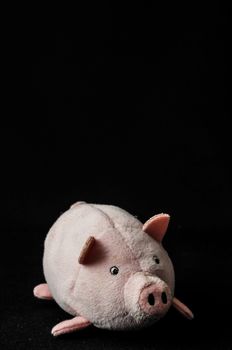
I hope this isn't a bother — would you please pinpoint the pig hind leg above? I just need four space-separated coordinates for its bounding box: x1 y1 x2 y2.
33 283 53 300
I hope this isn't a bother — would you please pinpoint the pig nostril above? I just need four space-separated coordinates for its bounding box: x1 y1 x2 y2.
161 292 167 304
148 293 155 306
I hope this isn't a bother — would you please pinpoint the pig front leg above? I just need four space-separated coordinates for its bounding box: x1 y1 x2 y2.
33 283 53 300
172 297 194 320
51 316 91 336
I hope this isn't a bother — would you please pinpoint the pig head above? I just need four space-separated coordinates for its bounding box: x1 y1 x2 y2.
43 203 193 330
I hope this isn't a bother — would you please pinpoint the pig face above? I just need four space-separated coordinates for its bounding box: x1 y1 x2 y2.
73 213 175 330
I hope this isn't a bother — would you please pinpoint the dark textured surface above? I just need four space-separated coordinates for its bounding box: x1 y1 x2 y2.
1 227 232 349
1 4 232 349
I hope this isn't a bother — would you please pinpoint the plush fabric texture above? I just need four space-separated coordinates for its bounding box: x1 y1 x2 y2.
172 297 194 320
124 273 172 323
143 213 170 242
95 205 175 292
43 203 114 316
51 316 91 336
33 283 53 300
43 202 174 329
37 202 192 334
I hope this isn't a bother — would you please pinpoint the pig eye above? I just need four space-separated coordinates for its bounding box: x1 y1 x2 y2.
110 266 119 275
153 256 160 264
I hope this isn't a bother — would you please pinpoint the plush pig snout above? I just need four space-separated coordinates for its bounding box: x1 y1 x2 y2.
124 272 173 324
139 282 172 316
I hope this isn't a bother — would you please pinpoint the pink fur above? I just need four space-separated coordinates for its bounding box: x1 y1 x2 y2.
34 202 193 335
51 316 91 336
33 283 53 300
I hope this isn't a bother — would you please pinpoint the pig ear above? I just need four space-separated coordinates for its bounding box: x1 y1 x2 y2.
143 213 170 242
78 236 95 264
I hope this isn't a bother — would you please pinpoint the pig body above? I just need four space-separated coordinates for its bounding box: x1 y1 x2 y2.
34 202 193 336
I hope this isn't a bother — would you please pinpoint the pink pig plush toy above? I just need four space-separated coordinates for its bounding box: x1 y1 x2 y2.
33 202 194 336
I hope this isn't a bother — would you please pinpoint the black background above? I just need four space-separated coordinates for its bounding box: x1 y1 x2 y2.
1 5 232 349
